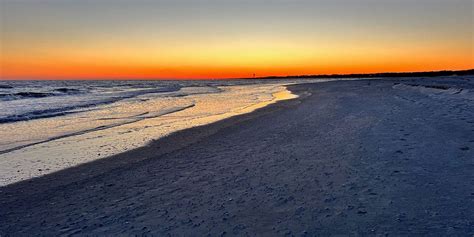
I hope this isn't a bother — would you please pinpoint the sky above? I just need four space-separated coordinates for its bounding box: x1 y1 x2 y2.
0 0 473 79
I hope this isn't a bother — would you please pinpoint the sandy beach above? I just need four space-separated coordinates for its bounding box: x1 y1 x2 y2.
1 77 473 235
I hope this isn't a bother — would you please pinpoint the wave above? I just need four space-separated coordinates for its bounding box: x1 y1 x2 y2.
53 87 82 93
0 92 54 100
0 86 183 124
0 88 83 101
0 104 98 123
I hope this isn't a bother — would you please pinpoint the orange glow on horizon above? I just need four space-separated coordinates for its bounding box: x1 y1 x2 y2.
2 42 472 80
2 63 472 80
1 57 472 80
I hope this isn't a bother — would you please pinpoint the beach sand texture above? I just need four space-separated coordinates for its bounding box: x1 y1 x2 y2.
1 77 473 235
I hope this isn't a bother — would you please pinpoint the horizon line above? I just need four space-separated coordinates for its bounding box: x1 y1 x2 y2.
1 68 473 81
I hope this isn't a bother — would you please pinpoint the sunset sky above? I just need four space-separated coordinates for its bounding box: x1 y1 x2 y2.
1 0 473 79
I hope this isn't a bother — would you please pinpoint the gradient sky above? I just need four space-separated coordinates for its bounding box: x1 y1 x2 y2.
1 0 473 79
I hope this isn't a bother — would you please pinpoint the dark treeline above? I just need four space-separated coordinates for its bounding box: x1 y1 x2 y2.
248 69 474 80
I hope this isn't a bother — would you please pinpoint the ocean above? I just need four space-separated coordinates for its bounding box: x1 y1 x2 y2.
0 79 308 185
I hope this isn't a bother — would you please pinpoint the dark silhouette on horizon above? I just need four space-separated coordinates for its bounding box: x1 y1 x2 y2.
244 69 474 80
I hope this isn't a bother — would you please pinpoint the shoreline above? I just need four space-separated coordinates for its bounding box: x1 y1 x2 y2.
0 84 308 191
0 83 300 186
1 76 473 235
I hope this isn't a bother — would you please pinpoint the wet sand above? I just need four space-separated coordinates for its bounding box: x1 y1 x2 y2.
1 77 473 235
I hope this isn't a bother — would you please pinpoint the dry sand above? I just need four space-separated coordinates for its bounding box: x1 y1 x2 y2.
1 77 473 235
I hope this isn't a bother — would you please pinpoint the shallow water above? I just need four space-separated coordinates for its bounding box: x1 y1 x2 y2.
0 79 309 186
